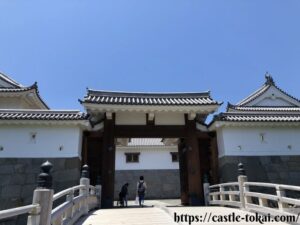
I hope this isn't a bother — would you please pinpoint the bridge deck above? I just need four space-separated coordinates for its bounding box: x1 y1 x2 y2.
75 200 289 225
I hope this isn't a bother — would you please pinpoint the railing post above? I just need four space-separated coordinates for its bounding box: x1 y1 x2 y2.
27 161 54 225
276 185 288 211
237 163 247 209
203 174 210 206
95 176 102 209
219 185 225 203
64 190 74 222
80 165 90 215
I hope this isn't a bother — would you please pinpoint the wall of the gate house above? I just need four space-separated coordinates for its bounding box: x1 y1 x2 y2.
0 125 83 225
114 169 180 200
216 126 300 185
114 146 180 200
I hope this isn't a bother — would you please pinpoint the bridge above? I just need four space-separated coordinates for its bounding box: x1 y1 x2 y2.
0 162 298 225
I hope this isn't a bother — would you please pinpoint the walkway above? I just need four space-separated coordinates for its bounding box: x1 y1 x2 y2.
75 200 289 225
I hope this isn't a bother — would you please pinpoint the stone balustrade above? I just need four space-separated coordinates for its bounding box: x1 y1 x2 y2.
206 163 300 218
0 161 101 225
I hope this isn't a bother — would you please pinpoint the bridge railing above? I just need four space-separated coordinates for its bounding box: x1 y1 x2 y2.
0 161 101 225
206 163 300 218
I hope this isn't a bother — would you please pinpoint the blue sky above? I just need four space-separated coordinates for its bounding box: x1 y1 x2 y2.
0 0 300 114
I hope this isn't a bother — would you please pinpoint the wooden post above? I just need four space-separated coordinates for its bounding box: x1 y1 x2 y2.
27 161 54 225
95 176 102 208
185 116 203 206
203 174 210 206
237 163 247 209
209 134 219 184
101 115 116 208
95 185 102 209
178 139 189 205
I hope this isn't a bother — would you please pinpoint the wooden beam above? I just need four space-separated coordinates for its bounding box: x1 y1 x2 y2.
84 130 103 138
115 125 187 138
146 113 155 125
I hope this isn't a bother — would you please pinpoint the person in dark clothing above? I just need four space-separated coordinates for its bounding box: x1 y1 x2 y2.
118 183 129 207
136 176 147 207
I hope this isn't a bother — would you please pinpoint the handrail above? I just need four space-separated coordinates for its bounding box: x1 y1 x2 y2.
53 185 85 201
0 204 39 220
51 183 100 225
210 182 238 189
51 201 73 222
209 179 300 218
244 182 277 188
245 182 300 192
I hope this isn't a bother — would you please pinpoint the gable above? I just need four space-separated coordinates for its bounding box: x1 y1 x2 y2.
241 85 300 107
0 74 21 88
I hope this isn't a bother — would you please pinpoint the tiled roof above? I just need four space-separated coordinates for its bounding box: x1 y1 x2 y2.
0 110 87 121
0 83 36 92
227 103 300 112
81 90 219 106
216 113 300 122
0 82 49 109
0 72 22 88
237 74 300 106
127 138 164 146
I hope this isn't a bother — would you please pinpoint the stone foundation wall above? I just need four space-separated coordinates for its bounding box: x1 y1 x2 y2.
114 169 180 200
0 157 81 225
219 156 300 186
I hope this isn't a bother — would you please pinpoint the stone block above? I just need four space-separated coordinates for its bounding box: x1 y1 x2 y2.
1 185 22 198
114 169 180 200
14 164 26 174
0 165 14 174
10 174 26 185
270 156 282 164
25 174 36 184
21 185 35 199
0 175 12 186
64 158 80 170
53 168 80 182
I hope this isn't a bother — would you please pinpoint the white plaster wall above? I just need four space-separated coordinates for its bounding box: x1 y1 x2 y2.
255 98 293 107
248 86 298 107
217 126 300 157
115 112 146 125
115 146 179 170
155 112 185 125
0 125 82 158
